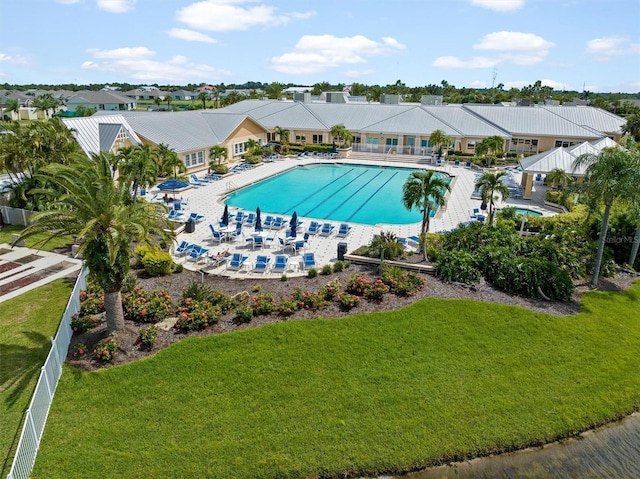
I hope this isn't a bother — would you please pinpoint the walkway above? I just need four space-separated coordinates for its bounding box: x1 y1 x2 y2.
0 244 83 303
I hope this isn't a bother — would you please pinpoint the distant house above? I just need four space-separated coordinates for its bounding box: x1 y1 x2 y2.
66 91 136 113
122 89 167 101
169 90 196 101
196 85 216 92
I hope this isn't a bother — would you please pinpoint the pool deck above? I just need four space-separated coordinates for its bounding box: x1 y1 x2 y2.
157 157 556 278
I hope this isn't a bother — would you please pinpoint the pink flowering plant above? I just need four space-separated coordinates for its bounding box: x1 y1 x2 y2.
78 283 105 316
365 279 390 301
93 336 117 362
346 274 371 296
380 266 425 297
337 293 360 311
276 298 299 316
72 342 88 358
137 325 158 350
70 313 100 334
122 287 173 323
251 292 276 315
320 279 341 301
174 298 221 331
291 287 327 310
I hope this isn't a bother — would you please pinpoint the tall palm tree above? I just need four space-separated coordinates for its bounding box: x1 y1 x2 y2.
545 168 574 190
622 113 640 142
197 92 208 110
475 171 510 226
33 93 60 118
16 152 172 332
119 144 159 198
573 147 639 287
245 138 261 156
5 99 20 120
428 129 451 157
274 126 290 152
475 135 505 167
153 96 162 110
153 143 185 178
402 170 451 259
165 95 173 110
209 144 228 169
265 82 285 99
330 124 353 147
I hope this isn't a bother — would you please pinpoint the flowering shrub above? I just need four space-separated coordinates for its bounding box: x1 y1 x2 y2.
380 266 425 296
208 289 235 313
365 279 390 301
276 298 299 316
78 284 105 316
122 287 173 323
93 336 117 362
137 325 158 350
346 274 371 296
320 279 341 301
251 292 276 315
292 288 327 310
72 342 88 358
70 313 100 334
174 298 221 331
337 293 360 310
234 303 254 323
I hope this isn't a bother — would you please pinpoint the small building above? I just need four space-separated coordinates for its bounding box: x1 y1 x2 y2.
66 91 136 113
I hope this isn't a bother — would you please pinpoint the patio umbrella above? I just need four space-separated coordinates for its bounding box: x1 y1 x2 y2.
289 211 298 238
157 178 189 191
255 206 262 232
222 204 229 226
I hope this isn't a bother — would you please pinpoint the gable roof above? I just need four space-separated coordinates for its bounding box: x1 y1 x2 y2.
62 114 141 155
542 105 625 135
67 91 134 104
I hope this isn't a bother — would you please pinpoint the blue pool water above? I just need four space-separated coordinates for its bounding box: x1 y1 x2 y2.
225 164 450 225
514 208 543 217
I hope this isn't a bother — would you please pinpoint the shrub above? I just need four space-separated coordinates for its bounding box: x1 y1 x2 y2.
70 313 100 334
122 287 173 323
252 284 261 292
280 274 288 282
234 303 254 323
320 279 341 301
320 264 333 275
346 274 371 296
173 263 184 273
545 190 562 204
332 261 345 273
251 292 276 315
365 279 390 301
369 231 405 260
292 288 327 310
93 336 117 362
208 289 234 313
307 268 318 278
337 293 360 310
276 298 299 316
78 284 105 316
181 280 213 303
140 249 175 277
72 342 88 358
210 164 228 174
137 325 158 350
435 250 482 284
174 298 221 331
380 266 425 296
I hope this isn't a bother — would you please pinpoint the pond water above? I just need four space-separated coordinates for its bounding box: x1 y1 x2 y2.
398 412 640 479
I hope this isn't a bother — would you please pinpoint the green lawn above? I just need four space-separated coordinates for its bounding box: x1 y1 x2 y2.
0 279 74 478
32 282 640 479
0 225 73 252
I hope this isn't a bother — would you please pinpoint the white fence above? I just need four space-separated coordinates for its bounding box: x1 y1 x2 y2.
0 207 32 227
7 267 88 479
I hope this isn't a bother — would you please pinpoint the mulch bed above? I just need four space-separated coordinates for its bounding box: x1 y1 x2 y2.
67 256 639 372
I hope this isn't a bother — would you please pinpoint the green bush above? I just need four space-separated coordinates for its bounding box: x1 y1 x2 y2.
122 287 173 323
174 298 221 331
337 293 360 310
332 261 345 273
251 292 276 315
380 265 425 296
70 313 100 334
435 250 482 284
320 265 333 275
234 303 254 323
93 336 117 362
276 298 299 316
320 279 341 301
78 284 105 316
210 164 229 174
137 325 158 350
181 280 213 303
280 274 288 282
292 288 327 310
243 154 262 165
140 249 175 277
545 190 562 204
307 268 318 278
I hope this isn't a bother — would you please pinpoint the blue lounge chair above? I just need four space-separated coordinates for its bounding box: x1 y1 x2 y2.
209 224 223 245
272 255 289 273
167 209 184 221
263 215 275 228
336 223 352 237
307 221 321 235
453 160 460 167
245 213 256 225
302 252 316 270
319 223 335 236
187 212 204 223
233 211 246 224
229 223 243 241
191 173 211 184
252 255 271 274
464 161 472 169
270 217 285 229
188 245 209 263
175 241 193 257
227 253 248 271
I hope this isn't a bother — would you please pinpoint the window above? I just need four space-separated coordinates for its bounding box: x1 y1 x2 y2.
508 138 539 154
385 138 398 146
554 139 582 148
183 151 206 168
295 135 306 143
267 132 277 142
233 142 246 156
466 140 476 152
312 134 323 144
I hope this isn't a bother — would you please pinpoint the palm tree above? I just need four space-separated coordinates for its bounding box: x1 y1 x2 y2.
545 168 573 190
573 147 640 287
209 144 228 169
475 135 505 167
165 95 173 110
197 92 208 110
330 124 353 147
622 113 640 142
265 82 285 99
119 144 159 198
5 99 20 120
402 170 451 259
16 152 172 332
274 126 290 152
475 171 510 226
153 96 162 110
428 129 451 157
245 138 261 155
152 143 185 178
34 93 60 118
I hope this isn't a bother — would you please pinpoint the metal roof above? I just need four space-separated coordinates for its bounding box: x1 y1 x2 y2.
542 106 625 135
67 91 134 104
361 106 459 136
463 104 602 138
519 147 588 175
421 105 510 138
62 114 141 156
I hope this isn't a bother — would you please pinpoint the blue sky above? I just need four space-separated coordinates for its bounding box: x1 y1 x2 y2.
1 0 638 92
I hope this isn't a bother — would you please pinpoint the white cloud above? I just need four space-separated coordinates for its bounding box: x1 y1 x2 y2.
503 80 530 89
168 28 217 43
539 79 571 90
0 53 29 65
81 46 230 83
469 80 488 88
269 34 405 75
474 31 554 52
434 31 554 69
432 55 501 69
96 0 135 12
176 1 314 32
585 36 638 62
470 0 525 11
502 79 572 90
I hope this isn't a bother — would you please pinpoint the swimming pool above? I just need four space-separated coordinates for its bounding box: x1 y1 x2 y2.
514 208 543 217
225 163 450 225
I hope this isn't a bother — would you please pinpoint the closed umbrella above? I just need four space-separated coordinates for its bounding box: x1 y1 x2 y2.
255 207 262 232
222 204 229 226
289 211 298 238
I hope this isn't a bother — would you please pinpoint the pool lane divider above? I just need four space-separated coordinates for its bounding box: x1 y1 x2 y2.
301 169 374 218
281 167 355 215
322 170 388 221
345 171 401 222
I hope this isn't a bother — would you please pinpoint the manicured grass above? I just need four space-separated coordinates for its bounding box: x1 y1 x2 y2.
0 225 73 252
33 282 640 479
0 279 73 478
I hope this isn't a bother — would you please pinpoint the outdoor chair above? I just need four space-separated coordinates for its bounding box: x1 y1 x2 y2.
336 223 352 238
252 255 271 274
319 223 335 236
302 252 316 270
227 253 249 271
272 255 289 273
